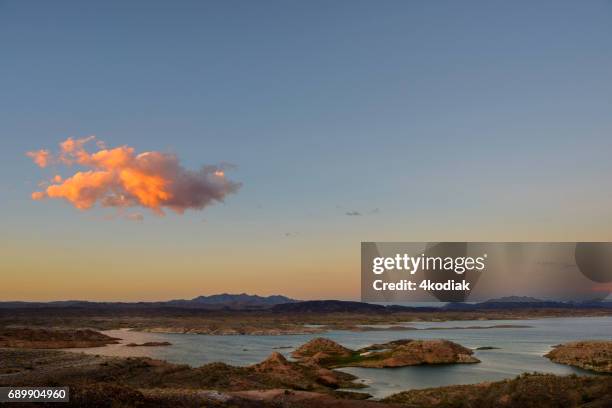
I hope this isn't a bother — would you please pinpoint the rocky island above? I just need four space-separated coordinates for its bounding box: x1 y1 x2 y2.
126 341 172 347
292 337 480 368
545 340 612 373
0 327 119 348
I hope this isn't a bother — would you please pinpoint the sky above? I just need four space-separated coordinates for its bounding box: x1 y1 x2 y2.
1 1 612 301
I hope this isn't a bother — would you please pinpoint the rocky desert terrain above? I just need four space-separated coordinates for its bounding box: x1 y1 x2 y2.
1 301 610 336
383 373 612 408
546 340 612 373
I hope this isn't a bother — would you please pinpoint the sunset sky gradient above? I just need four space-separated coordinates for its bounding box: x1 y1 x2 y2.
1 1 612 301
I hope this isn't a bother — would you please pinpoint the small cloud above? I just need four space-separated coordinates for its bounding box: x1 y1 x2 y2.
26 149 51 168
284 232 299 237
343 207 380 216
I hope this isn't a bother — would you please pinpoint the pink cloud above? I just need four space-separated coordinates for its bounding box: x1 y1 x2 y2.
28 136 241 216
26 149 51 168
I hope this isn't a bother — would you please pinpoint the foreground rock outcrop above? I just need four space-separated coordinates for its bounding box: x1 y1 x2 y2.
383 373 612 408
292 337 479 368
65 386 395 408
2 348 611 407
545 340 612 373
250 351 362 390
0 327 119 348
0 348 364 395
31 377 612 407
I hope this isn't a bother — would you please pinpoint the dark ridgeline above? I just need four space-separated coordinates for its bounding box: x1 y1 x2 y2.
0 293 296 311
0 295 610 314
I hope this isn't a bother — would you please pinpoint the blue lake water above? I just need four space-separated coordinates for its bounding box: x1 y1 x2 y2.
70 316 612 398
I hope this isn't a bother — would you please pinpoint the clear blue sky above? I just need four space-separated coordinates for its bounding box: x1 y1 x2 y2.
1 1 611 300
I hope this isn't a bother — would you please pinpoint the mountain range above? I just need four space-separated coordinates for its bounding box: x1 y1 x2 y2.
0 294 610 311
0 293 296 310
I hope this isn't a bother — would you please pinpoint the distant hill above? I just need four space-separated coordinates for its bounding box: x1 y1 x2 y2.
1 296 610 312
271 298 612 314
167 293 296 309
0 294 296 310
443 298 612 310
483 296 543 303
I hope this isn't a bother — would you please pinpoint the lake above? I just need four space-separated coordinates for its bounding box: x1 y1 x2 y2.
70 316 612 398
